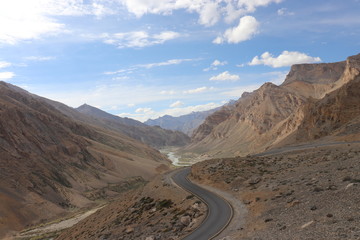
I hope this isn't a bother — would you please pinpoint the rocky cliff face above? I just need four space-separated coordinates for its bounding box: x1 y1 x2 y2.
287 54 360 142
283 61 346 85
0 82 169 237
186 54 360 158
76 104 190 148
186 82 305 157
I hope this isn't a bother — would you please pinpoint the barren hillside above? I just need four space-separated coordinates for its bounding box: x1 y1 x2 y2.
0 82 169 238
76 104 190 148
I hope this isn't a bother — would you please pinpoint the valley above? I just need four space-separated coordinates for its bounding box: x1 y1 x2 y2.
1 53 360 240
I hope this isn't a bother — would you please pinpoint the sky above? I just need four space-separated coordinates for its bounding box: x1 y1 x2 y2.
0 0 359 122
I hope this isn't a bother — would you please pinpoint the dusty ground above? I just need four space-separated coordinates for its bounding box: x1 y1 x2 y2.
190 142 360 240
56 169 207 240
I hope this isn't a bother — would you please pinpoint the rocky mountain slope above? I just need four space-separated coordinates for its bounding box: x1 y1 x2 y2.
76 104 190 148
185 54 360 158
190 142 360 240
56 172 206 240
144 103 236 136
0 82 169 238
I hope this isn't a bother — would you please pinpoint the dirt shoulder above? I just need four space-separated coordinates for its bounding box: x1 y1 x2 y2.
190 143 360 240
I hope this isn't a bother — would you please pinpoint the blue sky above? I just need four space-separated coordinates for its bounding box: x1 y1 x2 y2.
0 0 359 121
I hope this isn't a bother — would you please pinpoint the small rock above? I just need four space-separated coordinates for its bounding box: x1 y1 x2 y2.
125 227 134 234
301 220 314 229
345 183 354 190
326 213 333 218
264 218 273 223
313 187 324 192
289 200 301 207
192 203 200 211
310 206 317 211
248 177 261 185
189 218 197 228
180 216 191 226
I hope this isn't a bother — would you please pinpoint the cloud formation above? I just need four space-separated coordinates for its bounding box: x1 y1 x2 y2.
170 101 184 108
102 31 181 48
24 56 56 61
249 51 322 67
213 16 259 44
0 72 15 80
210 71 240 81
0 0 117 44
204 60 228 71
0 61 11 68
119 0 282 26
277 8 294 16
183 86 213 94
120 102 222 122
138 58 196 69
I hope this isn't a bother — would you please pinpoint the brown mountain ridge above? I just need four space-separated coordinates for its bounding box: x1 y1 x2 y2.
0 82 170 238
185 53 360 158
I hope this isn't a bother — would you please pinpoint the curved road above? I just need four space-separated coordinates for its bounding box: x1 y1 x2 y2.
172 167 232 240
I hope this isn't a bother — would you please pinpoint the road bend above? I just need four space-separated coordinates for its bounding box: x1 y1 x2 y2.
172 167 232 240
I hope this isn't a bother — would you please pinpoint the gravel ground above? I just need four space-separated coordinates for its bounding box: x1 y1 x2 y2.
190 143 360 240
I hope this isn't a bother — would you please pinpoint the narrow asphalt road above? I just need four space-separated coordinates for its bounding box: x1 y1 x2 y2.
172 167 233 240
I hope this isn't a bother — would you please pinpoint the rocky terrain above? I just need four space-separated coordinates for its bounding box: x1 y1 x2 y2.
184 54 360 158
190 143 360 240
0 82 170 238
56 171 206 240
77 104 190 148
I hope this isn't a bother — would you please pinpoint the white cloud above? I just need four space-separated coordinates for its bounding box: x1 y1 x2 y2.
102 31 181 48
183 86 213 94
210 71 240 81
24 56 56 61
135 107 153 114
0 61 11 68
170 101 184 108
204 59 228 71
105 58 198 77
0 0 116 44
249 51 322 68
104 68 135 75
138 58 196 69
198 2 220 26
112 76 130 81
277 8 294 16
0 72 15 80
213 16 259 44
120 102 222 122
160 90 176 95
119 0 283 26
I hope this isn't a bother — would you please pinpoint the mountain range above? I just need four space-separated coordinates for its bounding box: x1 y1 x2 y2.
144 101 236 136
184 53 360 158
1 53 360 239
76 104 190 148
0 82 179 237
